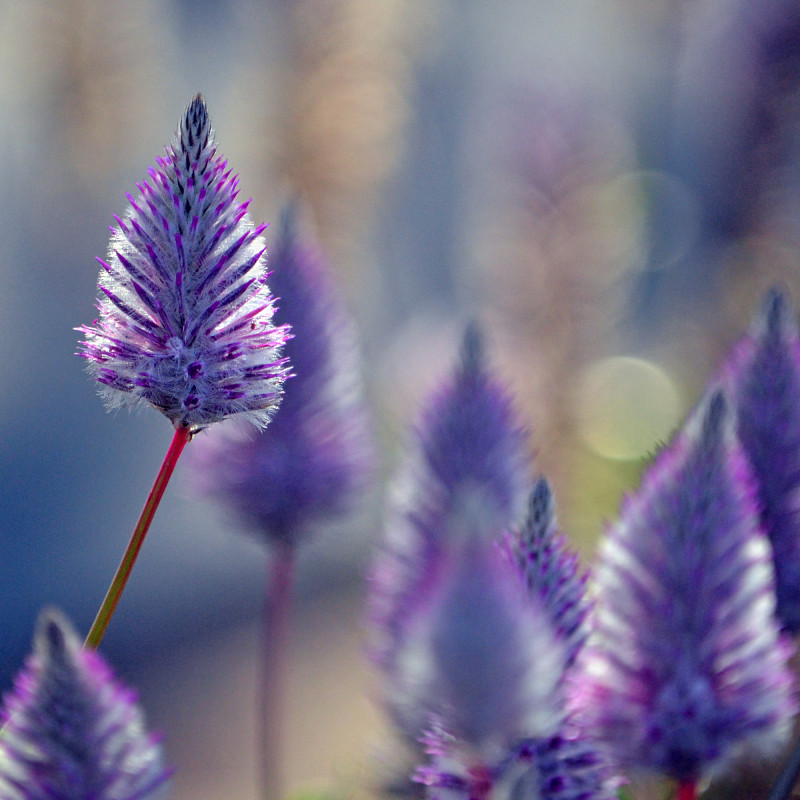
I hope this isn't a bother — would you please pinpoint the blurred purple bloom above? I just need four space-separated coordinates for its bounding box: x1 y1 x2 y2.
508 477 590 670
79 94 288 432
187 204 372 544
577 391 795 783
0 610 168 800
369 326 532 680
393 536 565 754
724 287 800 633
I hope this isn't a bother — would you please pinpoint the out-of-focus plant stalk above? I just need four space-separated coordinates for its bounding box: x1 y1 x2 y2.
260 541 295 800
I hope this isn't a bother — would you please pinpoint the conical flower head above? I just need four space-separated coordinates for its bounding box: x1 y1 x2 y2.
508 477 590 670
0 610 168 800
369 326 532 677
393 536 565 754
79 95 289 432
187 204 372 544
578 391 796 783
724 286 800 632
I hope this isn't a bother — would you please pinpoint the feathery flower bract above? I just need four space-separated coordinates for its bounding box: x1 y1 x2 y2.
369 326 532 683
187 203 372 544
724 286 800 633
508 477 590 670
79 94 288 432
0 610 168 800
578 391 795 783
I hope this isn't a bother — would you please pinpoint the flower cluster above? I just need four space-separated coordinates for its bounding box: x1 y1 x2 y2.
369 328 617 800
45 93 800 800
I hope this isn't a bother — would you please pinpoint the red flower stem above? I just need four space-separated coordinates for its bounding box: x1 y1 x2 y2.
260 541 295 800
467 764 492 800
677 781 698 800
84 426 192 650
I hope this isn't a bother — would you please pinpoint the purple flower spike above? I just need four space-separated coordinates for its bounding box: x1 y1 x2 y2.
508 477 590 670
0 610 169 800
412 325 531 541
578 390 796 783
725 287 800 633
394 537 565 754
79 95 289 432
369 326 532 678
187 203 372 544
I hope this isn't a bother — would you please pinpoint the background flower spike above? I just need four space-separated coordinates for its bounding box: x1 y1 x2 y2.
724 285 800 633
187 199 373 545
0 610 169 800
577 388 796 786
368 323 533 701
509 476 590 670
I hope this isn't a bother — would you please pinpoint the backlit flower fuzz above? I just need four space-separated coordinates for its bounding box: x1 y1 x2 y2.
392 536 565 755
578 391 796 783
0 610 168 800
724 287 800 633
78 95 289 432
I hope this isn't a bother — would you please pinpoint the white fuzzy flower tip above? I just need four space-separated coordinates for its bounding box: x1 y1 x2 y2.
78 94 289 431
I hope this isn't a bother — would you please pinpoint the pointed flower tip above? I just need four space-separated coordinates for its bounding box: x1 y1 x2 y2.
459 322 485 376
761 285 793 338
1 610 169 800
512 477 589 670
79 96 288 432
527 476 554 537
701 387 727 442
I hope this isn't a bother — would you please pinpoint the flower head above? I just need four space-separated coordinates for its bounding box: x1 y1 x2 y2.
0 610 168 800
578 390 795 783
369 326 532 679
508 477 590 670
724 286 800 632
78 94 289 432
186 203 372 544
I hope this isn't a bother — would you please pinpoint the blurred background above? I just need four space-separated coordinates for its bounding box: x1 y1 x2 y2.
1 0 800 798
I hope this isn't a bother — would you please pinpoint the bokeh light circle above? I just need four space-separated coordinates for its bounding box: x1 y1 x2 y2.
573 356 682 461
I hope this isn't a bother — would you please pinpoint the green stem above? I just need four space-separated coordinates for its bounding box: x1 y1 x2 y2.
84 426 192 649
